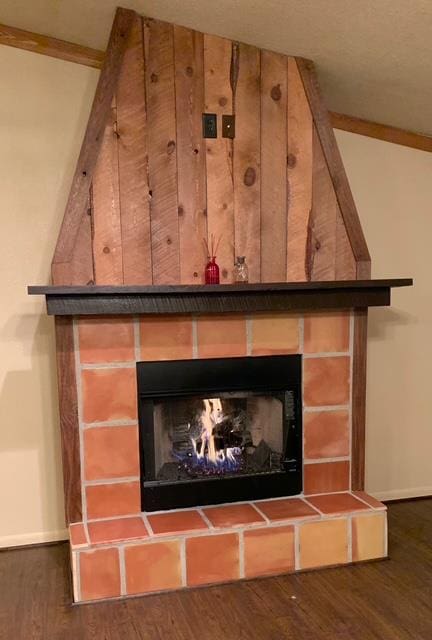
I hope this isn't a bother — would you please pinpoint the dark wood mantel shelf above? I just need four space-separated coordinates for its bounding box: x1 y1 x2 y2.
28 279 412 316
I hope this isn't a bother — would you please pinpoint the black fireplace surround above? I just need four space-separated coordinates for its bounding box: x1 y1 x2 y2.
137 355 302 511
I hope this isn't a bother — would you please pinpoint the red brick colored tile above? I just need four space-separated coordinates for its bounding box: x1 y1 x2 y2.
140 316 193 361
197 315 247 358
86 482 141 519
353 491 386 510
304 461 350 495
79 547 121 600
69 523 88 548
304 313 350 354
352 513 386 561
78 317 135 364
84 426 139 481
304 410 350 459
147 510 208 535
303 357 350 407
82 368 137 423
300 518 348 569
125 540 182 594
186 533 239 586
306 493 370 515
203 503 264 528
254 498 320 522
244 525 295 578
251 315 299 355
87 517 148 545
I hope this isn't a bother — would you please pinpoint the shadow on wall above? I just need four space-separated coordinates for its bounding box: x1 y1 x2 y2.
367 307 417 341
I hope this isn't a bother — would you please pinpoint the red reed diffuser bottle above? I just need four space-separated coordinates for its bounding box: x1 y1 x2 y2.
203 234 221 284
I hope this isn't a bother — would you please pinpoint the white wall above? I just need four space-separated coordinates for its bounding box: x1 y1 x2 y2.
0 43 429 546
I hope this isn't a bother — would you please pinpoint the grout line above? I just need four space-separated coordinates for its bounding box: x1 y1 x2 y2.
246 317 253 356
87 513 144 524
302 352 350 359
73 319 87 523
302 497 325 516
192 317 198 359
141 513 154 536
238 530 245 578
250 502 270 525
84 476 140 487
294 524 300 571
72 550 81 603
80 362 136 370
180 538 187 587
134 317 141 362
303 404 350 413
349 493 386 511
119 545 127 596
83 420 138 429
348 311 354 490
304 457 350 465
298 316 304 353
197 508 214 529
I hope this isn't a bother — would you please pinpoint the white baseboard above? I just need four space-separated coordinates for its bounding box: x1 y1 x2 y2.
0 528 68 549
371 486 432 502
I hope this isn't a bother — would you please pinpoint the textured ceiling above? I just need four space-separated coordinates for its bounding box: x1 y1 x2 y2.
1 0 432 134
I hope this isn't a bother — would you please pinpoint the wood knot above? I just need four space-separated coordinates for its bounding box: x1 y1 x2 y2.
219 96 228 107
193 272 198 278
186 66 194 77
287 153 297 168
315 240 321 251
193 148 199 154
222 203 228 210
150 73 158 83
178 205 184 216
103 246 110 254
243 167 256 187
167 140 176 154
167 237 172 245
270 84 282 101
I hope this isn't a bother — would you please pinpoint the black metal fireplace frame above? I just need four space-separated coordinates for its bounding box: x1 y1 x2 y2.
137 355 302 511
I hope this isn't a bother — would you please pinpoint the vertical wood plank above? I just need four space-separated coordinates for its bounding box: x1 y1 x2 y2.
286 57 312 282
352 308 368 490
174 26 207 284
233 43 261 282
204 34 234 283
116 14 152 284
306 126 337 280
260 50 287 282
144 19 179 284
336 211 357 279
92 104 123 284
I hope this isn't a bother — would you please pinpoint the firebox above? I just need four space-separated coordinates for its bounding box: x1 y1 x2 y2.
137 355 302 511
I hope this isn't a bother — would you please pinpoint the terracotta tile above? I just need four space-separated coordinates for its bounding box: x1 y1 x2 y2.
86 482 141 519
304 312 350 354
196 315 246 358
186 533 239 586
304 461 350 495
303 356 350 407
69 523 88 548
125 540 182 594
203 503 264 528
251 314 299 355
140 316 193 360
88 517 148 545
306 493 370 515
353 491 386 510
82 368 137 424
78 317 135 364
300 518 348 569
84 426 139 481
244 525 295 578
352 513 386 561
147 510 208 535
304 410 350 459
254 498 320 522
79 547 120 601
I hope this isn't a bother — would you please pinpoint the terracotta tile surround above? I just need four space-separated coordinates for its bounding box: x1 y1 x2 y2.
68 311 388 602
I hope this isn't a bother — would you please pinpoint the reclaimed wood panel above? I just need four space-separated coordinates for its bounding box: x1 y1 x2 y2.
92 104 123 284
286 57 312 282
336 210 357 279
233 43 261 282
352 308 368 490
174 26 207 284
52 197 94 286
116 14 152 284
144 19 179 285
204 34 234 283
260 50 287 282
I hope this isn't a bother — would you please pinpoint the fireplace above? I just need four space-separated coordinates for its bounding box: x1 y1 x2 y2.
138 355 303 511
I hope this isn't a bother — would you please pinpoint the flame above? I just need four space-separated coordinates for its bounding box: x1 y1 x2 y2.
189 398 241 470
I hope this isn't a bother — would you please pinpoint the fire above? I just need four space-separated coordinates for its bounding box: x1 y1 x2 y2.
190 398 241 469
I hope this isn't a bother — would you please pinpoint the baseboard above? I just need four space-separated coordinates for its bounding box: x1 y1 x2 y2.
0 528 68 549
371 487 432 502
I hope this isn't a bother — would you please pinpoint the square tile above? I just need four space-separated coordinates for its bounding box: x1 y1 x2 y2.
147 510 208 535
254 498 320 522
82 368 137 423
352 513 386 561
78 317 135 364
88 517 148 545
352 491 386 510
306 493 370 515
84 426 139 481
300 518 348 569
304 461 350 495
251 315 299 355
304 410 350 459
304 313 350 354
244 526 295 578
196 315 246 358
303 356 350 407
79 547 121 601
125 541 182 594
140 316 193 360
186 533 239 586
86 482 141 519
203 504 264 528
69 523 88 549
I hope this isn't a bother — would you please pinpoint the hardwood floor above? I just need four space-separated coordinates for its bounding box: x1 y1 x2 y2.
0 500 431 639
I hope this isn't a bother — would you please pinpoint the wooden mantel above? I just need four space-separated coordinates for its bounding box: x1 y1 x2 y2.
29 279 412 316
